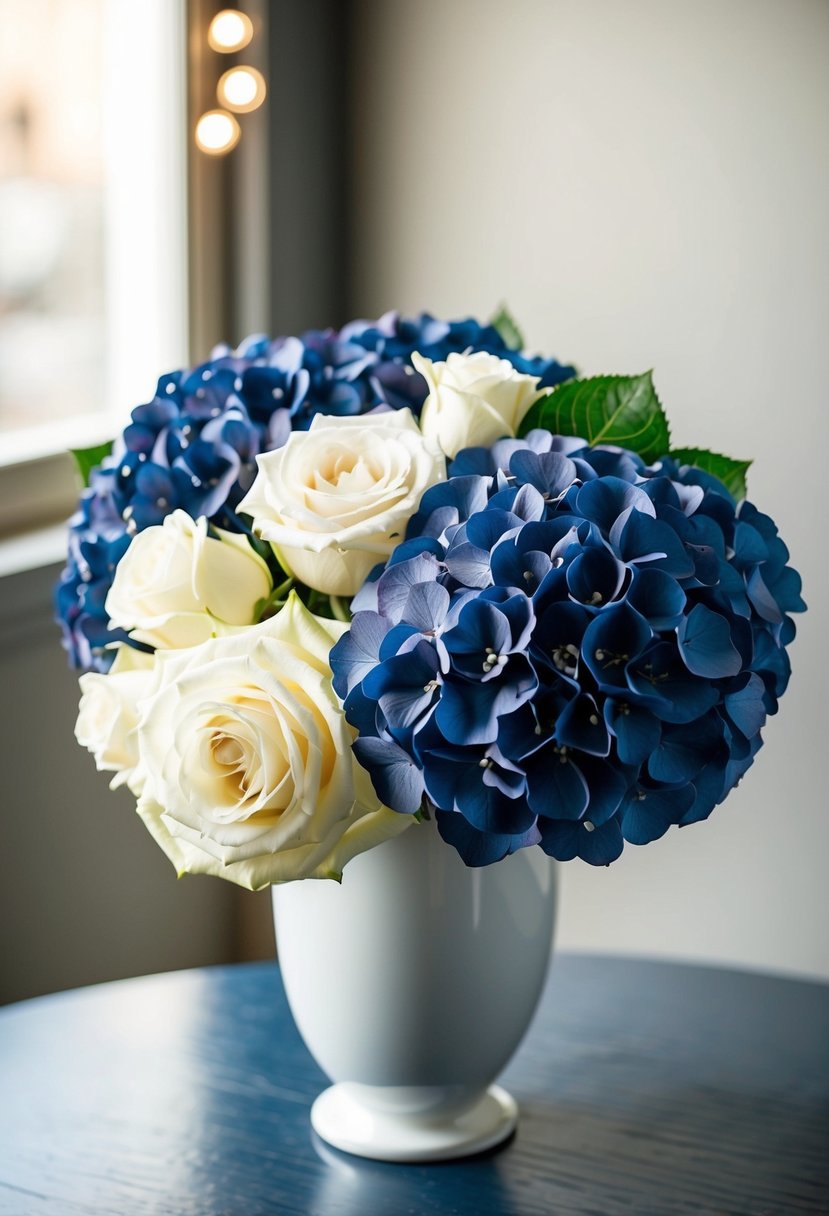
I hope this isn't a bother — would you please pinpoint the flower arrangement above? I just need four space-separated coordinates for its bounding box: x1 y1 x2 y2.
60 309 804 887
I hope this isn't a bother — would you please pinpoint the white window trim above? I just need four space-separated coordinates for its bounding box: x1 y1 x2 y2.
0 0 189 542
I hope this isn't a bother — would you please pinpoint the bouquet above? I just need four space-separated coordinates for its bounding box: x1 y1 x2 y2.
59 309 805 887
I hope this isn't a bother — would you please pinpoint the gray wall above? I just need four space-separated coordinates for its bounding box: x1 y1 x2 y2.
349 0 829 979
0 563 273 1005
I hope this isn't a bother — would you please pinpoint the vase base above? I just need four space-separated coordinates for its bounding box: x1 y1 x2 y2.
310 1083 518 1162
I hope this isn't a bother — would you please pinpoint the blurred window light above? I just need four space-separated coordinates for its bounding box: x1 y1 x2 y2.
207 9 253 53
0 0 105 441
217 67 266 114
0 0 188 482
195 109 241 155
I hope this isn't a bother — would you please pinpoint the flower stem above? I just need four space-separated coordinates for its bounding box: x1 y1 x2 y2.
256 576 296 621
329 595 351 623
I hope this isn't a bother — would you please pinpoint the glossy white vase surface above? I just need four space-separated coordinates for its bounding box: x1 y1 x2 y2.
272 815 557 1161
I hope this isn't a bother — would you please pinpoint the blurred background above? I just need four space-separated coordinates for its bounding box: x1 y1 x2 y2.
0 0 826 1004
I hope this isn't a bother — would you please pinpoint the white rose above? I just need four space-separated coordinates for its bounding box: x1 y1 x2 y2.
415 350 545 458
237 409 445 597
105 510 272 650
135 594 411 889
75 645 155 793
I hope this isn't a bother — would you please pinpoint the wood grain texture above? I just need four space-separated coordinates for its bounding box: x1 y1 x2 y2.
0 955 827 1215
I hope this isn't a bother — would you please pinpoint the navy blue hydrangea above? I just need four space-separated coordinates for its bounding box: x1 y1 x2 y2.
56 314 575 671
330 433 805 868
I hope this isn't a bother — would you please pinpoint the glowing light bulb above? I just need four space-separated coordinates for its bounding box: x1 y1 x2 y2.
207 9 253 53
217 66 266 113
195 110 241 155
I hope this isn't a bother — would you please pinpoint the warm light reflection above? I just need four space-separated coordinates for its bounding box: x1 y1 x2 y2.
194 109 240 155
217 66 266 114
207 9 253 53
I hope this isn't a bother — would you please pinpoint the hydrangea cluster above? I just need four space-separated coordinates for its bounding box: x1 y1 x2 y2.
55 313 575 670
331 432 805 867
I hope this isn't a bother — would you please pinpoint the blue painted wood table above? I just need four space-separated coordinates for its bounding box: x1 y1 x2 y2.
0 955 827 1215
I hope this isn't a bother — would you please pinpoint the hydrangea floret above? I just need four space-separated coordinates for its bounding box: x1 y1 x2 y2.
330 430 805 867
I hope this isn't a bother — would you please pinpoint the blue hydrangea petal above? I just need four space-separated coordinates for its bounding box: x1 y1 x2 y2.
604 699 662 767
576 477 656 533
679 758 730 826
363 641 440 733
435 659 537 745
582 603 653 693
766 565 806 614
626 641 720 724
376 554 444 622
646 713 725 784
510 449 578 497
620 784 696 844
733 521 769 567
566 546 626 609
723 672 767 738
554 694 611 757
626 567 686 630
449 447 498 477
490 543 552 596
525 744 590 821
435 811 542 867
352 736 425 815
402 582 451 633
385 537 445 568
377 623 422 662
677 603 742 679
539 815 624 865
745 566 784 626
343 683 382 737
455 771 535 836
612 509 695 578
330 611 390 698
751 628 791 705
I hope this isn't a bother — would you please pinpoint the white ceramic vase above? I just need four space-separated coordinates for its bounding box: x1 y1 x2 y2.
271 815 558 1162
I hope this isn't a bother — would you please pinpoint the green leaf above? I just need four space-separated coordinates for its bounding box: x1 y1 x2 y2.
71 440 113 487
670 447 752 500
518 371 670 463
490 303 524 351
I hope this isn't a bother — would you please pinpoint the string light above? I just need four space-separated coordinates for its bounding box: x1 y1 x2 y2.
217 66 266 113
194 109 241 155
207 9 253 53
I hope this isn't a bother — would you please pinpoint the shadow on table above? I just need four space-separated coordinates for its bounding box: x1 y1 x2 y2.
305 1085 826 1216
309 1130 518 1216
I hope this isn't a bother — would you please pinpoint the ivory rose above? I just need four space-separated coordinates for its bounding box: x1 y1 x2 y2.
105 510 272 650
414 350 545 458
75 644 155 793
237 410 445 597
135 594 410 889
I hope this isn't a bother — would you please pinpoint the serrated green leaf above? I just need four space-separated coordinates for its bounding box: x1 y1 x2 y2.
518 371 670 463
490 303 524 351
670 447 752 500
71 440 114 487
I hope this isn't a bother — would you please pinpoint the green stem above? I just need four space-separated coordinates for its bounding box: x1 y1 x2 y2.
329 595 351 623
256 576 295 621
272 575 295 601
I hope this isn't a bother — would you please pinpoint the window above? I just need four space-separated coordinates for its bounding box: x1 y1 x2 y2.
0 0 188 535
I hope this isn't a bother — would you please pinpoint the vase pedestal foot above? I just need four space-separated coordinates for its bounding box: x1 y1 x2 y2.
310 1083 518 1162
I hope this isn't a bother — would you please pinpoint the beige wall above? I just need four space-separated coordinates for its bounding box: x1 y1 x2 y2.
350 0 829 978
